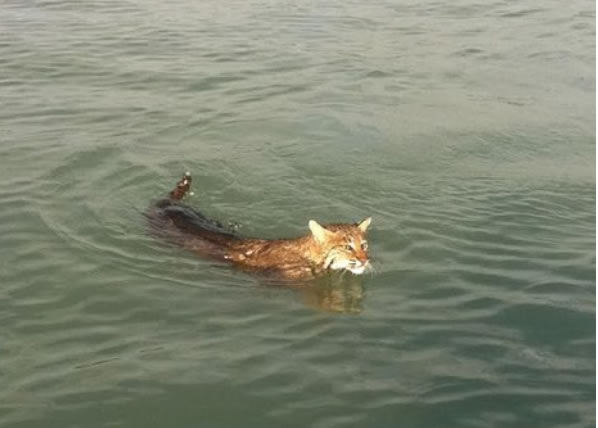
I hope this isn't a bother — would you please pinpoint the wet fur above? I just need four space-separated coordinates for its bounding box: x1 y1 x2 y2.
147 173 371 280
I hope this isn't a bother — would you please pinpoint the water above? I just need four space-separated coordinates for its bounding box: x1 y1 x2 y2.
0 0 595 427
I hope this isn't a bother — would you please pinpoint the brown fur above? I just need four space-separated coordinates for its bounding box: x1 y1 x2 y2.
148 173 372 280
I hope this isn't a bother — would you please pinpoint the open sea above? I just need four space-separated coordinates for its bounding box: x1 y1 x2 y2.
0 0 595 427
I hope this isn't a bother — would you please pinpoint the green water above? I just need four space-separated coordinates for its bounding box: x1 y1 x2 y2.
0 0 595 427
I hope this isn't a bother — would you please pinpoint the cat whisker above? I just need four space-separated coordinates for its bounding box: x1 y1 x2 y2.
365 262 375 275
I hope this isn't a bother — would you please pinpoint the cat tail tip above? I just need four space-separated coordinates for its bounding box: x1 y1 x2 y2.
169 171 193 200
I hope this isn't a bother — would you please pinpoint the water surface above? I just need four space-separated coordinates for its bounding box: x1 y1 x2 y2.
0 0 595 427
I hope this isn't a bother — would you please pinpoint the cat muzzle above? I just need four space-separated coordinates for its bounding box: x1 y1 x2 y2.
347 260 370 275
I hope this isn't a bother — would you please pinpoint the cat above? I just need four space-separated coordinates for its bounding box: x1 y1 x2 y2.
147 172 372 280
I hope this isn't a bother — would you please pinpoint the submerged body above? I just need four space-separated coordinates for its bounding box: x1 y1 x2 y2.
148 173 372 280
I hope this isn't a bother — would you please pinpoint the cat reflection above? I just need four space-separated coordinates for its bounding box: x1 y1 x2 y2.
299 274 366 314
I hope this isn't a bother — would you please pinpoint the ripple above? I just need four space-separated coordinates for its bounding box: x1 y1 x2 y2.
0 0 595 426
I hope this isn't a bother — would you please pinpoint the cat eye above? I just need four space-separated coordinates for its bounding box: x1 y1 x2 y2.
361 241 368 250
344 240 356 251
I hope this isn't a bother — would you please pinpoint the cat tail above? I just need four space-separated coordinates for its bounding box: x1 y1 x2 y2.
169 172 192 200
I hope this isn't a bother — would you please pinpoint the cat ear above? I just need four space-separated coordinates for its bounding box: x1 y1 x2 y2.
309 220 333 243
357 217 372 233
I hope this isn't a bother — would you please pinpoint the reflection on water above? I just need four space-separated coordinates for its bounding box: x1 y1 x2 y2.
301 274 366 314
258 272 366 313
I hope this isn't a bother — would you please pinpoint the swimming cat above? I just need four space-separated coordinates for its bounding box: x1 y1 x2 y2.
147 172 372 280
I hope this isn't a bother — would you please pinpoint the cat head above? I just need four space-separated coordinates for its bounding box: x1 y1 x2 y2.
308 217 372 275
